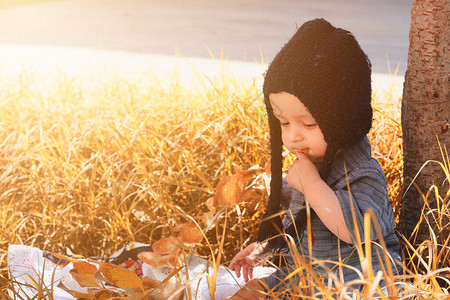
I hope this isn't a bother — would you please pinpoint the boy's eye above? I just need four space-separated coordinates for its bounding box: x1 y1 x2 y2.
304 123 317 128
280 122 289 126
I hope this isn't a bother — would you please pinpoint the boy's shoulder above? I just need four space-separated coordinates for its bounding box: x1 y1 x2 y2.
327 137 385 186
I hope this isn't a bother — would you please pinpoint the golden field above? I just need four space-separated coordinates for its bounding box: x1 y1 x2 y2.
0 67 448 298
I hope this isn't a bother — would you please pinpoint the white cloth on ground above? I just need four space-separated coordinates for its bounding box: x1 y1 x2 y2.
7 244 275 299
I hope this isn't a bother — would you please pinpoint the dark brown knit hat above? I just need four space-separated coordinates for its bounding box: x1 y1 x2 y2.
257 18 373 247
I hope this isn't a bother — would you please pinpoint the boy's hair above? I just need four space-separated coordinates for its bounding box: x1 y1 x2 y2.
257 18 373 249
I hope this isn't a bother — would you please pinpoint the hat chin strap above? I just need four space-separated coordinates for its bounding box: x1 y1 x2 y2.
317 142 341 180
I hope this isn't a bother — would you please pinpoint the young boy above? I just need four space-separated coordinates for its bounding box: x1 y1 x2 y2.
228 18 402 298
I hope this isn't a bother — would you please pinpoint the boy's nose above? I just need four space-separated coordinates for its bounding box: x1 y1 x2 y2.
288 128 304 143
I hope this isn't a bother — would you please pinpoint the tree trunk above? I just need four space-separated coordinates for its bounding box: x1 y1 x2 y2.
398 0 449 244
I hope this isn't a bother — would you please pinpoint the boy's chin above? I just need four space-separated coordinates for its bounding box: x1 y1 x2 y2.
295 153 323 163
310 156 325 163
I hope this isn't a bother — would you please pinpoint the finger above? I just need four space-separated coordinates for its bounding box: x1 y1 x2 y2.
244 263 253 283
248 266 254 280
243 263 250 282
235 264 241 278
229 254 243 270
295 151 310 159
242 265 248 282
229 260 235 269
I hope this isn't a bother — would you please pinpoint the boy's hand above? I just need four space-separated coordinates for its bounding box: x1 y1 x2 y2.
228 242 267 283
286 153 322 194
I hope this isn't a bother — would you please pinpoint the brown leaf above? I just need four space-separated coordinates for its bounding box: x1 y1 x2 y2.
138 251 166 268
202 211 215 227
213 166 258 208
69 261 102 288
241 188 262 213
57 282 95 299
138 251 177 269
205 197 216 213
147 293 169 300
240 187 259 203
159 254 177 265
236 166 259 185
213 175 233 208
141 276 162 289
94 290 117 299
172 222 192 232
174 223 203 245
152 236 183 255
99 262 144 292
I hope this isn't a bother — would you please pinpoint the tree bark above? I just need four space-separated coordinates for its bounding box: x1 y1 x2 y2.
398 0 449 243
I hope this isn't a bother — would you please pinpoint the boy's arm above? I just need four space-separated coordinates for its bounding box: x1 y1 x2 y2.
286 154 352 244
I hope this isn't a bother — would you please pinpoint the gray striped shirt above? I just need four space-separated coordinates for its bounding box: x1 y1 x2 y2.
267 137 402 293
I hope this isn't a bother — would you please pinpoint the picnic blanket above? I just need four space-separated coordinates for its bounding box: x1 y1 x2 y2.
7 243 275 299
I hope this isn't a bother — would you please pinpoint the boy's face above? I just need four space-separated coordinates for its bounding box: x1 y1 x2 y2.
269 92 327 163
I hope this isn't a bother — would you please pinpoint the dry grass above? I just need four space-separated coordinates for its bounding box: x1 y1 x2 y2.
0 66 448 298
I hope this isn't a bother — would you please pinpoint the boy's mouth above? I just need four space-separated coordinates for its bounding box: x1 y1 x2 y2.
297 149 309 155
292 148 309 157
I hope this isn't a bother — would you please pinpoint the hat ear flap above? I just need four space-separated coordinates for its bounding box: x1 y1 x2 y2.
257 96 284 247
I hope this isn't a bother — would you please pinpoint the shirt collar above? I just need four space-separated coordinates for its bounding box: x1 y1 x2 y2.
326 136 372 186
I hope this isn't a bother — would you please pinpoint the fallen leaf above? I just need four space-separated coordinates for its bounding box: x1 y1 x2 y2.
173 223 203 245
138 251 166 268
240 187 259 203
237 166 258 182
146 292 169 300
172 222 192 232
141 276 162 289
57 282 95 299
241 188 263 212
202 211 215 227
205 197 216 213
159 254 178 264
100 262 144 292
152 236 183 255
69 261 102 288
94 290 117 299
213 175 233 208
213 166 258 208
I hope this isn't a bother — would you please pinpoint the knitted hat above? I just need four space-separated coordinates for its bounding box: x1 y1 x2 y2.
257 18 373 248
